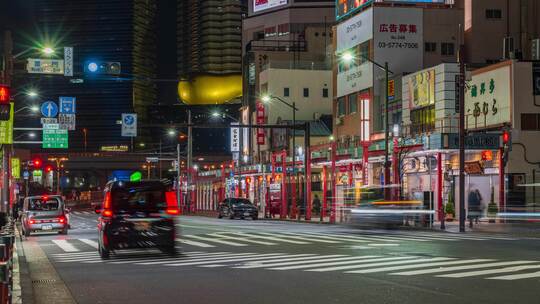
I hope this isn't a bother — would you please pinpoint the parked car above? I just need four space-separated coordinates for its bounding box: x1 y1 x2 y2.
218 198 258 220
96 180 179 259
21 195 69 236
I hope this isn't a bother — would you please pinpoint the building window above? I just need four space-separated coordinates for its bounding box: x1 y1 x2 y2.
322 88 329 98
486 9 502 19
521 113 540 130
410 105 435 135
348 93 358 114
425 42 437 53
303 88 309 97
284 87 290 97
278 24 289 36
337 97 346 117
264 26 276 38
441 43 455 56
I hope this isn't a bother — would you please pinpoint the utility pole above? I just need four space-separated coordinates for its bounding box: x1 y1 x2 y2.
1 31 13 214
458 41 466 232
176 143 181 210
384 62 390 200
187 109 192 211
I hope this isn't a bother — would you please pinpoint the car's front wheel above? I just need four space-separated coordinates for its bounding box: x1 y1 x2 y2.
217 211 223 219
98 245 110 259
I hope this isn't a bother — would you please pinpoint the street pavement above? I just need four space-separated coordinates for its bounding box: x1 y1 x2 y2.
19 211 540 304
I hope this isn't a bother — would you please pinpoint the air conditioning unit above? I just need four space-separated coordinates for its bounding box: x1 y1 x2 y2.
335 117 343 125
503 37 514 59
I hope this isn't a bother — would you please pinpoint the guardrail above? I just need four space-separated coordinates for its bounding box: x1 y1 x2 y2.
0 216 15 304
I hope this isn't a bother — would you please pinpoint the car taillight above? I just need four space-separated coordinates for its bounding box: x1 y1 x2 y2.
165 191 180 216
102 209 113 217
29 220 36 224
101 192 114 218
58 216 66 224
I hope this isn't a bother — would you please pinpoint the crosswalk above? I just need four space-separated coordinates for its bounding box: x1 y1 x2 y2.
71 211 96 216
43 231 519 252
49 248 540 281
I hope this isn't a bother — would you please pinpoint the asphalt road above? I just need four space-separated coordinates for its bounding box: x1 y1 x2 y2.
22 211 540 304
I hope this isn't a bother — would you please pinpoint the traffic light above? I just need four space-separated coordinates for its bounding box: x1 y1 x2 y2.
84 61 121 75
0 85 10 103
0 104 11 121
45 165 53 173
502 131 510 145
33 158 42 168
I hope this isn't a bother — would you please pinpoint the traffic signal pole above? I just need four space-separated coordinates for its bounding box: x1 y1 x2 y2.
458 43 466 232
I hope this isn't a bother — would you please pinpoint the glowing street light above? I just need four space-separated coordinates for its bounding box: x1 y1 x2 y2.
261 95 271 103
28 132 36 138
341 51 354 63
27 91 38 98
167 129 177 137
42 47 55 56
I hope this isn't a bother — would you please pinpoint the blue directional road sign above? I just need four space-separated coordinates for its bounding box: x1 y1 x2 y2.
59 97 76 114
41 101 58 118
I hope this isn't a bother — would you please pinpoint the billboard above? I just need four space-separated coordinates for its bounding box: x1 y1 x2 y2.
336 0 372 20
373 7 423 94
407 69 435 109
336 8 373 52
27 59 64 75
465 62 512 130
254 0 287 12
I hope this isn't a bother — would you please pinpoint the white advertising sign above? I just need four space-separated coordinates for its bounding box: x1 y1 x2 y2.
336 8 373 52
64 47 74 77
373 7 423 92
465 63 512 130
230 122 240 152
253 0 287 12
337 62 373 98
27 58 65 75
121 113 137 137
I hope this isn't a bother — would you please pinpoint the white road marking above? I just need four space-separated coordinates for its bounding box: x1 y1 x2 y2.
392 261 537 276
305 256 419 272
177 238 216 248
228 232 309 244
112 252 234 265
210 233 277 245
52 240 79 252
351 259 493 274
268 256 383 270
234 255 347 269
79 239 99 249
345 257 456 274
164 253 292 267
276 233 341 243
488 270 540 280
183 235 248 246
437 264 540 278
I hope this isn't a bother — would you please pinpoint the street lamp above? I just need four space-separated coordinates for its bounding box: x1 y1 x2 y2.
340 50 393 200
42 47 55 56
261 94 299 164
27 91 38 98
167 129 177 137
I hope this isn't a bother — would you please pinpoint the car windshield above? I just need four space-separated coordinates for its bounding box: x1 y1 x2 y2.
230 199 251 205
112 187 166 212
28 197 60 211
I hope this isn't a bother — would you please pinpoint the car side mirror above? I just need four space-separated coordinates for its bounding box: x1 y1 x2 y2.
94 206 101 214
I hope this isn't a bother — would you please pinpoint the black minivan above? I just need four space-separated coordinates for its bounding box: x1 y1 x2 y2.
96 180 180 259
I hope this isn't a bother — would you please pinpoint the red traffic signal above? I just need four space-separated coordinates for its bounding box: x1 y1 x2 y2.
502 131 510 144
0 85 10 104
33 159 42 168
45 165 53 173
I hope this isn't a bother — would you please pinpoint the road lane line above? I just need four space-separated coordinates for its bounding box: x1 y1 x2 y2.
183 235 248 246
176 238 216 248
276 233 341 243
292 233 370 243
233 255 346 269
437 264 540 278
210 233 277 245
79 239 99 249
52 240 79 252
488 270 540 280
392 261 537 276
306 256 419 272
227 232 309 244
268 256 382 270
134 252 260 265
324 234 400 243
351 259 492 274
109 252 234 265
164 253 289 267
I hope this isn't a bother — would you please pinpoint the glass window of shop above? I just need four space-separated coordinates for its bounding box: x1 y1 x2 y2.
348 93 358 114
410 105 435 135
337 97 346 117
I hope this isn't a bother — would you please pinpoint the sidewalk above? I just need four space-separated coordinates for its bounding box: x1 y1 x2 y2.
15 225 76 304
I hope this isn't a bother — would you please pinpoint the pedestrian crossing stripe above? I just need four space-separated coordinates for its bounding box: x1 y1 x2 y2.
43 231 520 254
50 249 540 281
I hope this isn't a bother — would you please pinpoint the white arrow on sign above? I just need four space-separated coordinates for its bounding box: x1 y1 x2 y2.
47 103 54 117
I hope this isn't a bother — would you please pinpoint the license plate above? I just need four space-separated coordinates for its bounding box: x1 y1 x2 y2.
42 225 53 231
244 212 251 216
134 222 151 231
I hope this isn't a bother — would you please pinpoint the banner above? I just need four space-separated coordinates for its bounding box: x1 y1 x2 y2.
0 103 14 144
11 158 20 179
27 58 64 74
407 69 435 109
336 8 373 52
230 122 240 152
254 0 287 12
